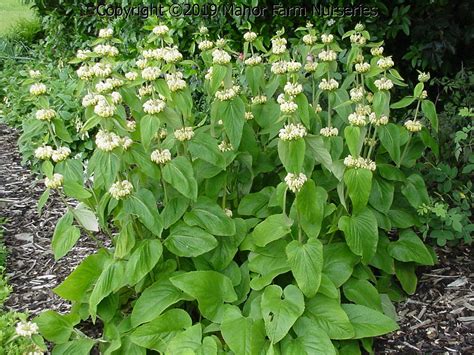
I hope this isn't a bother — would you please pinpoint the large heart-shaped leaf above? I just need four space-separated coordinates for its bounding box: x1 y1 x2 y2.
162 156 198 201
261 284 305 343
130 309 192 352
342 304 399 338
296 180 327 238
164 223 218 257
323 243 360 288
388 230 434 265
221 306 266 354
378 123 401 165
124 189 163 236
184 197 235 236
252 213 293 247
170 271 237 322
125 239 163 285
131 278 189 327
286 238 323 298
304 294 354 340
338 208 378 263
344 168 373 214
342 278 383 312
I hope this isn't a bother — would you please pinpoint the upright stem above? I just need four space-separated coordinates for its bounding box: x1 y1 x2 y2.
367 127 378 158
47 122 59 148
282 186 288 216
221 172 227 209
398 100 421 167
160 167 168 204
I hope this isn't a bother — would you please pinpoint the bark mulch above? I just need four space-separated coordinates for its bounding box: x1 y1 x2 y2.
0 123 472 354
0 124 97 316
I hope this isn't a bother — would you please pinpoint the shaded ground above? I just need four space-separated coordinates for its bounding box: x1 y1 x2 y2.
0 123 472 353
375 246 473 354
0 124 97 315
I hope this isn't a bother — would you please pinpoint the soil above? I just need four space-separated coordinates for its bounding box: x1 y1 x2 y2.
0 123 472 354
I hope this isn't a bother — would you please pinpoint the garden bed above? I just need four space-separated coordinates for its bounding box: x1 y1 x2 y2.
0 123 472 353
0 124 97 315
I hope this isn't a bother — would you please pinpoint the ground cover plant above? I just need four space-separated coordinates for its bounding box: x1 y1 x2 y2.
16 20 445 354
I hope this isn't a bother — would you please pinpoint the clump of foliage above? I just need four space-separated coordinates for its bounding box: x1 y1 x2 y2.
19 21 441 353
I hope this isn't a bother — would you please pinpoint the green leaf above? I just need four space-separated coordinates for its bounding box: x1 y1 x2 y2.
89 260 126 320
248 240 291 290
52 339 96 355
369 176 394 213
184 197 235 236
221 306 266 355
401 174 429 208
210 64 228 93
377 164 406 181
421 100 438 132
295 93 310 127
37 188 50 214
389 209 419 228
164 223 218 257
51 211 81 260
125 189 163 236
390 96 416 109
395 261 417 294
388 230 434 265
218 97 246 149
88 150 120 189
63 181 91 200
286 238 323 298
161 197 190 229
130 309 192 352
35 310 78 344
126 239 163 285
304 294 355 339
344 168 372 214
305 135 333 172
238 187 274 218
318 274 340 299
131 279 189 327
52 118 73 143
54 251 108 302
140 115 160 149
289 317 337 354
343 279 383 312
245 65 264 95
170 271 237 322
74 204 98 232
81 114 102 132
414 82 424 97
323 243 360 287
296 180 327 238
341 304 399 338
162 156 198 200
338 208 378 263
369 233 395 274
188 132 226 168
378 123 401 164
252 213 293 247
166 324 202 354
261 285 305 343
372 91 389 116
278 138 306 173
344 126 361 156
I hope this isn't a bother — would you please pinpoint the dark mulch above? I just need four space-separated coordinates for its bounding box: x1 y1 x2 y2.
0 124 97 316
0 123 472 353
376 246 473 354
